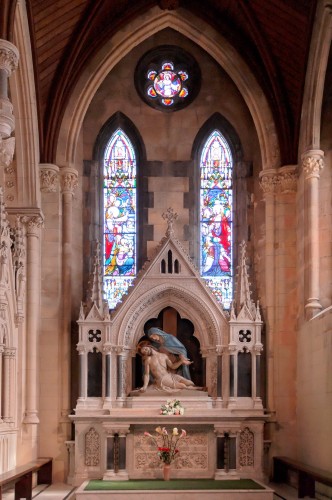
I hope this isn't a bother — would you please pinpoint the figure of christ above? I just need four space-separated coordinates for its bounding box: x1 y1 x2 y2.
137 343 204 393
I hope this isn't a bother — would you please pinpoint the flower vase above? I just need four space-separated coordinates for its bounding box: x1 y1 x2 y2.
163 463 171 481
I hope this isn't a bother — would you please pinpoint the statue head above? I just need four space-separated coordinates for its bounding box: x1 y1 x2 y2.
137 340 153 357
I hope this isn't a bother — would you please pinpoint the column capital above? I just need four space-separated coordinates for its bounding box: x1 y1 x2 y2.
60 167 78 195
259 168 278 196
278 165 298 193
21 212 44 236
0 40 19 77
40 163 59 193
301 149 324 179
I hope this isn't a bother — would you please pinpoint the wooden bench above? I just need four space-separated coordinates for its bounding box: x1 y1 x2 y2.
273 456 332 499
0 457 52 500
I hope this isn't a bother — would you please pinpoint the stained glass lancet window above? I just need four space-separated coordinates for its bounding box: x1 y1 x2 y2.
200 130 233 309
103 129 136 309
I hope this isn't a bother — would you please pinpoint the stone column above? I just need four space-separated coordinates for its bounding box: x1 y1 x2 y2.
116 348 129 401
0 40 19 182
0 344 4 421
103 424 129 480
60 167 78 428
301 150 324 319
77 344 87 400
103 344 113 400
2 347 15 423
23 215 43 424
259 169 277 412
216 345 223 400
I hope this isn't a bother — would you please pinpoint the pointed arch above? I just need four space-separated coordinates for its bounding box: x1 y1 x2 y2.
191 114 245 309
93 113 146 309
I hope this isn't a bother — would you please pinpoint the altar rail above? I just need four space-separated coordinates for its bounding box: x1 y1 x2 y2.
273 456 332 499
0 457 52 500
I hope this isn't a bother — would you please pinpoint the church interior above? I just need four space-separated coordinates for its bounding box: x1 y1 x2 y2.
0 0 331 498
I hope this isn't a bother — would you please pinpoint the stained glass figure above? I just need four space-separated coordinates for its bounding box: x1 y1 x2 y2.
200 130 233 309
146 60 189 107
103 129 136 309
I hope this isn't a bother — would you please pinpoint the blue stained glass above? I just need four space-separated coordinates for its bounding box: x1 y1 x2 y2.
200 130 233 309
103 129 136 309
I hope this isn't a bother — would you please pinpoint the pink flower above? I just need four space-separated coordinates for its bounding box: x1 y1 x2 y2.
144 432 152 437
180 429 186 438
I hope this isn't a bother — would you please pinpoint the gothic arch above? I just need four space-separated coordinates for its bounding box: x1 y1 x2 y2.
116 283 227 350
56 6 280 171
10 0 41 207
93 112 146 164
299 2 332 153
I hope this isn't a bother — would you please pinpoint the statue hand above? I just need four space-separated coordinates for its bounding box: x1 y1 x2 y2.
139 386 147 393
182 359 193 366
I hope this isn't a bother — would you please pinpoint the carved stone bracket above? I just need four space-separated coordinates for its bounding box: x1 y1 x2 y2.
40 163 59 193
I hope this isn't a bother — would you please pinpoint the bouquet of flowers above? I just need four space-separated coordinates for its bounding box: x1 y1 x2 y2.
144 426 187 465
160 399 184 415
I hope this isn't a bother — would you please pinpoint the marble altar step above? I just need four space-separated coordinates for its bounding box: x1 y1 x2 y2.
75 479 274 500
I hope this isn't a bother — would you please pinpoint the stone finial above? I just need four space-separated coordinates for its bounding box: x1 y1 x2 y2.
87 241 104 311
162 207 178 237
232 241 255 318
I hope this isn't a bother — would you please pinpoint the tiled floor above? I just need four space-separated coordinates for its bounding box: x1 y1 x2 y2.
1 481 311 500
2 483 76 500
269 482 311 499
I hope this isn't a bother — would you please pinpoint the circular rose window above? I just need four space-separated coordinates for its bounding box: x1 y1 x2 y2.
135 46 201 112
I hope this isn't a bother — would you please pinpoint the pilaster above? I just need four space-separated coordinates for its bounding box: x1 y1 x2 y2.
259 169 277 413
22 213 44 424
301 150 324 319
60 167 78 429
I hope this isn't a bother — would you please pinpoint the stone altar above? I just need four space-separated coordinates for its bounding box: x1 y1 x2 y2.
68 234 266 486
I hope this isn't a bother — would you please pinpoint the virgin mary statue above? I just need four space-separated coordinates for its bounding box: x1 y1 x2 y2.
147 327 192 380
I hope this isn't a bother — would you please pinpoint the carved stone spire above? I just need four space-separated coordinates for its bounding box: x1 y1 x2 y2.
162 207 178 237
232 241 256 318
87 241 104 311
